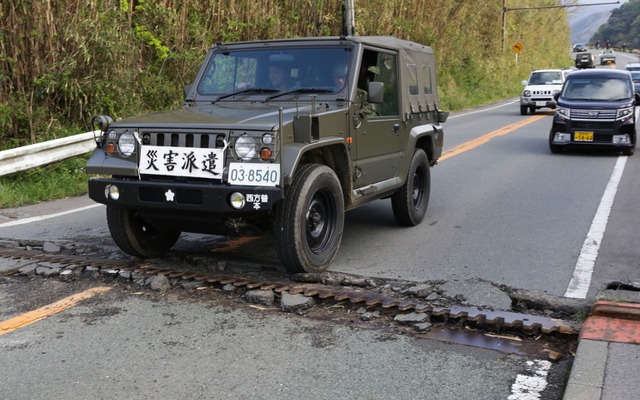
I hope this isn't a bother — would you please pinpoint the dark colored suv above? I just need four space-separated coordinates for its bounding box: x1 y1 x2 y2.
575 52 595 69
549 69 638 155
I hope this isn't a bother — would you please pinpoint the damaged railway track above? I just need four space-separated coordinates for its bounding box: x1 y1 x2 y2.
0 244 582 359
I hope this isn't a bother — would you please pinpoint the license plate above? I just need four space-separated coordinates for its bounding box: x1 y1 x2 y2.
535 101 547 106
228 162 280 187
139 145 225 179
574 131 594 142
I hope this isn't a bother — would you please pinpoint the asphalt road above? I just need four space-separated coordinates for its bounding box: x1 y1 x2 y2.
3 71 640 397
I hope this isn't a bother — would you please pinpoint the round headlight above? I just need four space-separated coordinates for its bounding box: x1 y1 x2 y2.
118 131 136 157
234 134 257 160
262 133 274 145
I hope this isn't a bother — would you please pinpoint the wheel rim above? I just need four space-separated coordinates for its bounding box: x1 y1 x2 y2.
305 188 336 254
411 166 425 209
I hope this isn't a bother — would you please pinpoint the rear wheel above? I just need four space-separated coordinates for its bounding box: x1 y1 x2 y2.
274 164 344 273
106 206 180 258
392 149 430 226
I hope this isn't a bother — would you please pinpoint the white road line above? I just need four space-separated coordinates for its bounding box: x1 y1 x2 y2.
449 99 519 119
508 359 552 400
564 155 628 299
0 203 103 228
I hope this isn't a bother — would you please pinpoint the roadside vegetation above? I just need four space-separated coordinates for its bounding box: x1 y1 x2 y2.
0 0 573 207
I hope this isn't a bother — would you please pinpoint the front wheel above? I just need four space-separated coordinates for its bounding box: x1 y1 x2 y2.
274 164 345 273
520 105 528 115
391 149 430 226
106 206 181 258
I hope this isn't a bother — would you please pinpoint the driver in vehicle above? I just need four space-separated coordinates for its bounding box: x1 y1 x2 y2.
268 64 291 91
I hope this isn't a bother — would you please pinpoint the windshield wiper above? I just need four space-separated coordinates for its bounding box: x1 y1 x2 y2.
213 88 278 104
264 87 334 102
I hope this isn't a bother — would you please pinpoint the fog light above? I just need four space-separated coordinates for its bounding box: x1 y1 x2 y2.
229 192 246 209
613 134 631 144
554 132 571 142
105 184 120 200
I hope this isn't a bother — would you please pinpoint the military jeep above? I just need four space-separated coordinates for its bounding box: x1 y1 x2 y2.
86 36 448 273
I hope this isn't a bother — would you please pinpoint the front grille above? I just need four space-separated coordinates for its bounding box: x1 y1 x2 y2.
143 132 227 149
531 89 553 95
571 109 617 120
593 134 613 143
571 121 615 130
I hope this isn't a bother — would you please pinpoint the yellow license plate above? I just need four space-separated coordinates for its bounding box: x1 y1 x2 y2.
574 131 593 142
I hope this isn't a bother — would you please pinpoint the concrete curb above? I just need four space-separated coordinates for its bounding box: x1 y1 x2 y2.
563 301 640 400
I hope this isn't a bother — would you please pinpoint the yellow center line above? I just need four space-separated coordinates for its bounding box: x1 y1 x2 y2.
0 286 112 335
440 114 548 162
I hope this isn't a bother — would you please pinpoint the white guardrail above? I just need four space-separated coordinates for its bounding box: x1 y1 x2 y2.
0 131 99 177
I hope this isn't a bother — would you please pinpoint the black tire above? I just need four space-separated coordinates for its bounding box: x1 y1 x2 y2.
520 105 528 115
549 131 562 154
391 149 430 226
274 164 345 273
106 206 180 258
529 106 536 114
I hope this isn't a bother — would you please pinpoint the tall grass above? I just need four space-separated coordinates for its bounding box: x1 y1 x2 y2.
0 155 90 208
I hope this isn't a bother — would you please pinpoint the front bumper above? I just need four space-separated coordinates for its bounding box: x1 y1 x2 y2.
88 177 283 215
550 119 635 150
521 97 556 109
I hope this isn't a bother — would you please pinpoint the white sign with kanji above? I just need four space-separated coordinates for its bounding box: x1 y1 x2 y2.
139 145 224 179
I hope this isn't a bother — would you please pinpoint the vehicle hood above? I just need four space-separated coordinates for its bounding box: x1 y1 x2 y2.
557 98 635 109
110 102 344 131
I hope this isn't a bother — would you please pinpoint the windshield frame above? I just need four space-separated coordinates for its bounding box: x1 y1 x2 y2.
561 76 633 102
194 45 354 101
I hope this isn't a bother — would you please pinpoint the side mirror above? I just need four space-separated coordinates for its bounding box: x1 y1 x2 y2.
437 110 449 123
368 81 384 104
522 80 528 86
554 92 561 101
635 93 640 105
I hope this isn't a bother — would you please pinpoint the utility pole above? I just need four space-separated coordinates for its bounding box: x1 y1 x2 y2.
342 0 356 36
502 0 620 51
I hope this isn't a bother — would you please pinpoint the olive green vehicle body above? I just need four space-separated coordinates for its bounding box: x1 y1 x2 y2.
86 36 447 271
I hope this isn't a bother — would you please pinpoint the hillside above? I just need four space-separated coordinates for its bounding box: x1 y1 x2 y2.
570 9 613 44
590 0 640 48
569 0 625 45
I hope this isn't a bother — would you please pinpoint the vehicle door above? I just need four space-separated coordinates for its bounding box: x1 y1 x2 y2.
352 48 401 188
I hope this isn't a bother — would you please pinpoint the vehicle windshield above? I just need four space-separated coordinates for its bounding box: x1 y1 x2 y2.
197 46 352 98
561 77 633 101
528 71 563 85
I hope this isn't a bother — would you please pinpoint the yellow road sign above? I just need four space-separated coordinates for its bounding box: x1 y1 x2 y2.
513 42 524 53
